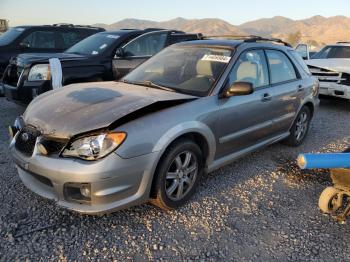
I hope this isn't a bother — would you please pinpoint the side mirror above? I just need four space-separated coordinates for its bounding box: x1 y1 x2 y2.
220 82 254 98
19 42 30 49
115 47 125 58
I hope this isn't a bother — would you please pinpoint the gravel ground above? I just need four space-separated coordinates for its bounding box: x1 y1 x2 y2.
1 97 350 261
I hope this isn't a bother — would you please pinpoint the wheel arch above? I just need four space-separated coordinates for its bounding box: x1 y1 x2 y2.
303 101 315 118
147 122 216 198
152 121 216 169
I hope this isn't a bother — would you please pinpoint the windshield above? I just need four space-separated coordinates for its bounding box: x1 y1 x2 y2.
313 46 350 59
124 45 233 96
65 33 119 55
0 27 24 46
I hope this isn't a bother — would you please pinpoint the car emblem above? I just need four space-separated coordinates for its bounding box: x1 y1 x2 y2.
21 132 29 142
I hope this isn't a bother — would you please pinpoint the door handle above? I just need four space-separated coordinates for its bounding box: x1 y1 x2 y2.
297 85 304 92
261 93 272 102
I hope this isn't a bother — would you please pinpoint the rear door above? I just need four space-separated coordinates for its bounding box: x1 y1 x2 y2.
265 49 302 134
113 31 168 78
216 49 277 158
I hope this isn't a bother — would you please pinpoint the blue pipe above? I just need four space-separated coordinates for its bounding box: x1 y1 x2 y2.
297 153 350 169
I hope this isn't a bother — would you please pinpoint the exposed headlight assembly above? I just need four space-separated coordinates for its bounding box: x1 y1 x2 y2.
62 132 126 160
28 64 51 81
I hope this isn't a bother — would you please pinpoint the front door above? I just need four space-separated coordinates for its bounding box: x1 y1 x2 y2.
113 31 169 79
216 49 276 159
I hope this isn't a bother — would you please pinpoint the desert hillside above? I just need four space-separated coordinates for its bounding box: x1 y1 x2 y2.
94 15 350 46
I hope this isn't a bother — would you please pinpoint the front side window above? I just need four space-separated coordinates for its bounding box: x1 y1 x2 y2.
266 50 297 84
123 32 168 57
21 30 57 49
228 50 269 88
124 45 233 96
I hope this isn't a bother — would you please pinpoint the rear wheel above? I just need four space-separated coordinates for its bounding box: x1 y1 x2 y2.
150 139 203 210
284 106 311 147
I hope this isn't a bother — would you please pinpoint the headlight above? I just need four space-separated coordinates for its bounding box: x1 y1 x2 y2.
62 132 126 160
28 64 51 81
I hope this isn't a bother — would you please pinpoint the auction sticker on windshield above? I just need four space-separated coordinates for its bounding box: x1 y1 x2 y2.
201 54 231 63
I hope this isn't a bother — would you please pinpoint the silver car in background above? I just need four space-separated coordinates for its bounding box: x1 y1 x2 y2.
9 37 319 214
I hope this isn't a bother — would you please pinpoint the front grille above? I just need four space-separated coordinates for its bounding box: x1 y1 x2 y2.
309 66 343 83
340 73 350 86
15 126 41 157
40 138 67 155
2 64 23 86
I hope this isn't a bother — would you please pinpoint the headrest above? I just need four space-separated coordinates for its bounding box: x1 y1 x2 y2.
236 62 258 81
196 59 213 76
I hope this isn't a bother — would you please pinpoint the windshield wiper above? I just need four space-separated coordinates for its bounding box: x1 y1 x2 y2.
122 79 176 92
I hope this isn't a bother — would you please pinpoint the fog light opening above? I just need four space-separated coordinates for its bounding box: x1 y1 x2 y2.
80 184 91 198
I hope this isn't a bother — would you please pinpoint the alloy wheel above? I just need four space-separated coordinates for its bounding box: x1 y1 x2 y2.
165 150 198 201
295 111 308 142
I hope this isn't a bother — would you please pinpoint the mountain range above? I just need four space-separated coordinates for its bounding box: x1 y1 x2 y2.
94 16 350 45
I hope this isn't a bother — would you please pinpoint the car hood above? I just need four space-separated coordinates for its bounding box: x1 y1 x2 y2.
17 52 87 65
307 58 350 74
23 81 196 138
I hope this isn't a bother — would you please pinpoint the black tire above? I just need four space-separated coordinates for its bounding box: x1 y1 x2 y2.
318 187 342 214
283 106 311 147
150 139 203 210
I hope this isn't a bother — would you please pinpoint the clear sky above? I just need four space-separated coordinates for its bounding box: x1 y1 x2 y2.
1 0 350 26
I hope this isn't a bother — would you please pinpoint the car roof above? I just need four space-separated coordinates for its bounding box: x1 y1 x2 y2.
176 39 293 50
97 28 182 36
328 42 350 47
14 25 103 30
99 30 143 35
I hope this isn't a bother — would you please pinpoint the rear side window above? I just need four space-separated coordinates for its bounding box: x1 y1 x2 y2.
266 50 297 84
21 30 57 49
288 50 311 75
60 31 81 49
228 50 269 88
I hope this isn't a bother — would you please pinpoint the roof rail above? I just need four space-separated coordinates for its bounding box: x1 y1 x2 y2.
203 35 292 47
53 23 75 27
52 23 103 30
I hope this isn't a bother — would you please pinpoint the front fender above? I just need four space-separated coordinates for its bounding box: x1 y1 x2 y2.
152 121 217 167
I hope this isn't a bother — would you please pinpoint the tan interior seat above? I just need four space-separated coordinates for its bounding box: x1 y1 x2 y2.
196 59 213 76
236 61 258 82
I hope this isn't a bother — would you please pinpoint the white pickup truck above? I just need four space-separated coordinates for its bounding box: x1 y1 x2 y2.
296 43 350 100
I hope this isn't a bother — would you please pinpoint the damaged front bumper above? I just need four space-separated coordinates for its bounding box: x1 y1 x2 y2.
9 135 158 214
318 82 350 99
2 62 51 105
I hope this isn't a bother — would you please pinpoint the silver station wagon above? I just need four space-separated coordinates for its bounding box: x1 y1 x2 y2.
9 37 319 214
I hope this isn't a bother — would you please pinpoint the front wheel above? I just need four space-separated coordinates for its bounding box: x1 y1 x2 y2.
150 139 203 210
283 106 311 147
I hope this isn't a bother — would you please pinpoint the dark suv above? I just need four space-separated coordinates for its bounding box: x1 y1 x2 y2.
2 29 202 105
0 24 104 78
